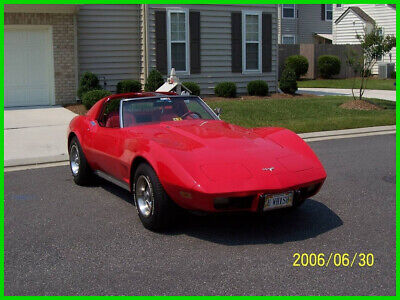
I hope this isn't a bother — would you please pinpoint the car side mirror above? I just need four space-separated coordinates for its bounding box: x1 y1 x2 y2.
214 107 222 117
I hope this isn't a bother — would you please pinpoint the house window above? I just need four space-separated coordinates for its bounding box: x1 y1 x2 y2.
336 4 342 8
325 4 333 20
167 9 189 73
282 4 295 19
242 11 262 72
282 35 296 44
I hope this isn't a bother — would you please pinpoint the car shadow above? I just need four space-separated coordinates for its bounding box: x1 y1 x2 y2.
95 178 342 246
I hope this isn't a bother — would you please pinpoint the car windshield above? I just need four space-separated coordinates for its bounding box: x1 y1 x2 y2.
121 96 217 127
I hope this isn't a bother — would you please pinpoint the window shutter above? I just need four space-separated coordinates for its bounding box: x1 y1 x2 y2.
231 12 242 73
190 11 201 74
155 11 167 74
321 4 325 20
262 13 272 73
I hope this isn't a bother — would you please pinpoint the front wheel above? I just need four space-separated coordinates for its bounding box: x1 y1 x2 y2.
133 163 177 231
69 136 92 185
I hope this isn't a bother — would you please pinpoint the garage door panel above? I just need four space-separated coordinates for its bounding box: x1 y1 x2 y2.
5 27 54 107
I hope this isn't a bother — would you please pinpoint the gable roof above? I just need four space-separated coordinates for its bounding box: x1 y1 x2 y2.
335 6 375 25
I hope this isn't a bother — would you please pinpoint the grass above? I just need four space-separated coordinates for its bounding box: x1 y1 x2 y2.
206 96 395 133
297 78 396 90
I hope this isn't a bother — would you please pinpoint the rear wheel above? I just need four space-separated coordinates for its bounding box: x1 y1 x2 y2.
69 136 92 185
133 163 177 231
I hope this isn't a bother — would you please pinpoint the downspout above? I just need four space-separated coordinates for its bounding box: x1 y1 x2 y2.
276 5 280 93
74 6 79 101
143 4 149 83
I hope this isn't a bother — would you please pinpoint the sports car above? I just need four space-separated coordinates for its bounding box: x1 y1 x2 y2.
68 92 326 230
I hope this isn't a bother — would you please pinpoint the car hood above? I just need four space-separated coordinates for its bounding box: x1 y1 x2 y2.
128 120 325 193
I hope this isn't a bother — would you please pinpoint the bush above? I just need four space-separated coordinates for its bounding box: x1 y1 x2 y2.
77 71 101 99
116 80 141 94
285 55 309 79
317 55 341 79
214 82 237 98
247 80 269 96
144 70 164 92
81 89 111 110
279 68 298 95
390 71 396 79
182 81 201 96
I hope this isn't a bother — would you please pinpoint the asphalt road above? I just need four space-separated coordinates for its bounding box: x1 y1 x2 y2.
5 134 396 296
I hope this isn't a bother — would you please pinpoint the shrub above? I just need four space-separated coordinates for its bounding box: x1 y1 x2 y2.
247 80 269 96
317 55 341 79
116 80 141 94
144 70 164 92
279 67 298 95
285 55 309 79
81 89 111 110
77 71 101 99
182 81 201 96
214 82 237 98
390 71 396 79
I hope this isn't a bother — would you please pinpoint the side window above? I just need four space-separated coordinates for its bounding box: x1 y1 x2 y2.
98 99 121 128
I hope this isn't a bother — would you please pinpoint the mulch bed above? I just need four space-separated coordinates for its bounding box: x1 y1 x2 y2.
64 103 87 115
339 100 382 111
203 93 317 102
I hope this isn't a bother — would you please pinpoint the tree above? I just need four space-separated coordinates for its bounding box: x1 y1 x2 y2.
346 25 396 100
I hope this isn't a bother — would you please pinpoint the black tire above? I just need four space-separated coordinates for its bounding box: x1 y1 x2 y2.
69 136 92 185
133 163 177 231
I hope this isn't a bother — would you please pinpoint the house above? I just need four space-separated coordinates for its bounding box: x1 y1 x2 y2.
278 4 332 44
4 4 278 108
332 4 396 74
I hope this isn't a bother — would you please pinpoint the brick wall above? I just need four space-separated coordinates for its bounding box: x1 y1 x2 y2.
5 13 77 105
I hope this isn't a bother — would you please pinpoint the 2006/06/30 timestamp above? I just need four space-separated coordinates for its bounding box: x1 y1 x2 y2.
293 253 374 267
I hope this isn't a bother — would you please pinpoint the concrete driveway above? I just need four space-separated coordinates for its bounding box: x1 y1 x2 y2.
4 107 77 167
298 88 396 101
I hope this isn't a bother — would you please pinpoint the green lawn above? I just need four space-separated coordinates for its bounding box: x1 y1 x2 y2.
206 96 395 133
297 78 396 90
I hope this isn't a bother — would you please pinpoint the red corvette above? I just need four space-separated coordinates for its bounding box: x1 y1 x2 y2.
68 92 326 230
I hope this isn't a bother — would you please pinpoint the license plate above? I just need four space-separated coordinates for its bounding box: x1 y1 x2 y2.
262 191 293 211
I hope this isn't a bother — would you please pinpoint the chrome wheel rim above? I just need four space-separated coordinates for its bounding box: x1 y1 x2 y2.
136 175 154 217
70 144 80 176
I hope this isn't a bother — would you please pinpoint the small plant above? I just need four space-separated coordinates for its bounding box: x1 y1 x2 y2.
285 55 309 80
279 67 298 95
182 81 201 96
390 71 396 79
116 80 141 94
318 55 341 79
214 82 237 98
77 71 101 99
247 80 269 96
81 89 111 110
144 70 164 92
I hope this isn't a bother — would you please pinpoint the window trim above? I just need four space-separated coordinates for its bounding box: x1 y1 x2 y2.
166 8 190 75
325 4 333 21
242 10 262 74
282 4 296 19
282 34 296 45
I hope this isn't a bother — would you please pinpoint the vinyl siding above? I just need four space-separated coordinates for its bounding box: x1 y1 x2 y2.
297 4 331 43
333 4 396 74
278 5 332 44
77 5 142 92
146 4 278 95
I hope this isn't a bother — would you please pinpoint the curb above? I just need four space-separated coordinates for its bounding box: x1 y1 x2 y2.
299 125 396 142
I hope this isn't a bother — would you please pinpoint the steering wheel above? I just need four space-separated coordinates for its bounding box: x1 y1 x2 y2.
181 111 202 119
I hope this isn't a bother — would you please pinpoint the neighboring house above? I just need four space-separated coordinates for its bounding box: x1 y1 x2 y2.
332 4 396 74
4 4 79 107
278 4 332 44
4 4 278 107
78 4 278 96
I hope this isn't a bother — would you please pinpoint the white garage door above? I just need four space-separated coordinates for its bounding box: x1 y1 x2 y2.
5 26 54 107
